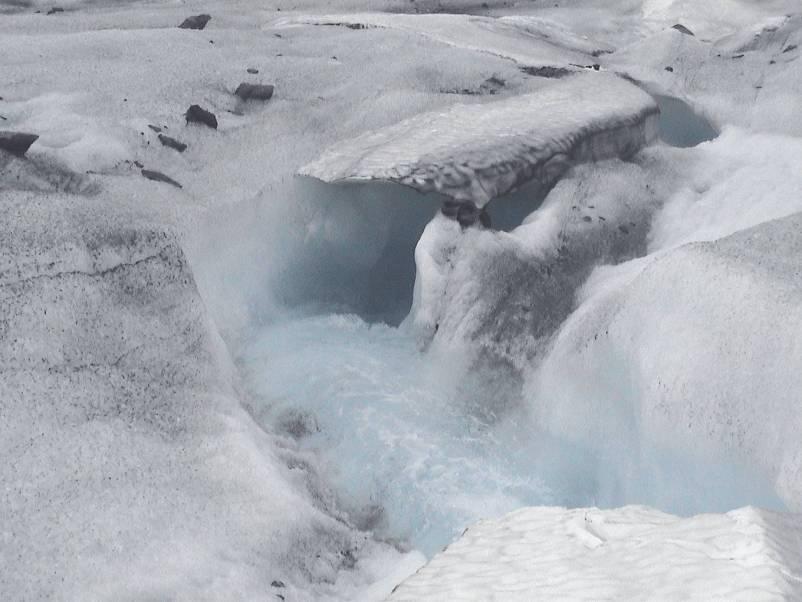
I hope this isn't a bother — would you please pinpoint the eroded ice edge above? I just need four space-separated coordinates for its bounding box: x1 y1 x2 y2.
300 72 658 205
389 505 802 600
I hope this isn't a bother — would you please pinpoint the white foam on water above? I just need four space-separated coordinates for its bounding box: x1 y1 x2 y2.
240 311 785 559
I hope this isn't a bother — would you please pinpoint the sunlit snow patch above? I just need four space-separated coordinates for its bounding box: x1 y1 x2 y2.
388 505 802 600
300 73 658 206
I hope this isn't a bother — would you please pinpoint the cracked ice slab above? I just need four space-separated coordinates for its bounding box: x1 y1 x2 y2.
389 505 802 601
299 73 659 206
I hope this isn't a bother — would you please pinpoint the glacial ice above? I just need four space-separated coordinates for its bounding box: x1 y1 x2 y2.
529 212 802 511
389 505 802 600
301 73 659 206
3 0 802 599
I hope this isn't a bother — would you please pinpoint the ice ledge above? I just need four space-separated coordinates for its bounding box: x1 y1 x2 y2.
388 505 802 600
300 73 658 206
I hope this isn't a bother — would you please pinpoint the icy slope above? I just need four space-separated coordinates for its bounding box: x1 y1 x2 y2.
388 505 802 601
301 73 658 205
0 182 411 600
530 212 802 513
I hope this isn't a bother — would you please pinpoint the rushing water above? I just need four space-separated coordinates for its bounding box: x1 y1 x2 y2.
241 314 783 557
231 94 779 560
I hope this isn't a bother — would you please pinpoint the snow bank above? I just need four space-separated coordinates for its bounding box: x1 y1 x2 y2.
389 505 802 600
301 72 658 206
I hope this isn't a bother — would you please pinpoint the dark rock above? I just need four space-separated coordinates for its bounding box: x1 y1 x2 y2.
158 134 187 153
147 124 162 133
0 131 39 156
246 68 259 74
665 66 674 72
519 65 571 78
320 22 370 30
732 54 744 59
592 64 600 71
582 215 592 222
185 104 217 129
456 203 479 228
141 169 182 188
134 160 144 168
479 209 491 229
671 23 694 36
783 44 798 53
441 200 461 218
234 83 274 101
271 580 286 588
479 76 505 94
178 14 211 30
46 6 63 14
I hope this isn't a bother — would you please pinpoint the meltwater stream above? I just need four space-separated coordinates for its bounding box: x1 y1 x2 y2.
240 315 782 558
233 94 770 560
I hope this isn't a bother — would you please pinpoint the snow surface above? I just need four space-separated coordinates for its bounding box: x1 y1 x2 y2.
301 72 658 205
389 505 802 600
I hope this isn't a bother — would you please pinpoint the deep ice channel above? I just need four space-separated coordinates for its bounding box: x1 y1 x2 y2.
225 93 763 560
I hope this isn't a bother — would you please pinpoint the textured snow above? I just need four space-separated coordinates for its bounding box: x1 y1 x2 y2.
389 505 802 600
301 72 658 205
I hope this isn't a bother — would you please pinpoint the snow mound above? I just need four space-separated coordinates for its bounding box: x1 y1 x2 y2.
300 73 658 206
388 505 802 601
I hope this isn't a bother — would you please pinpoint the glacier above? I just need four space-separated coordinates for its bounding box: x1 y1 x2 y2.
2 0 802 599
